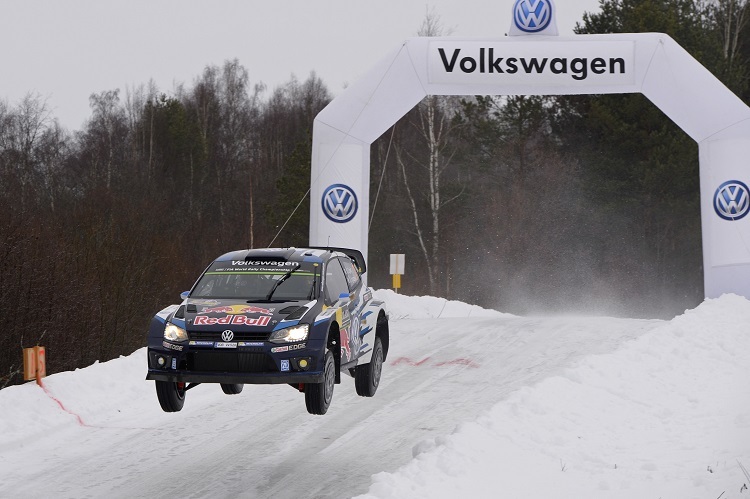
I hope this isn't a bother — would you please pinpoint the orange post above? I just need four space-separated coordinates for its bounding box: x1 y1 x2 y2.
35 346 46 384
23 348 36 381
22 346 47 384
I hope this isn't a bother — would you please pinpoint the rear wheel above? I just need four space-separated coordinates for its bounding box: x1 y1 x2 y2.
221 383 244 395
355 336 383 397
305 350 335 415
155 381 186 412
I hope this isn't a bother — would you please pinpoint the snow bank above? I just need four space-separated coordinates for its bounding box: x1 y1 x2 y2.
0 349 152 442
358 294 750 499
374 289 511 320
3 292 749 498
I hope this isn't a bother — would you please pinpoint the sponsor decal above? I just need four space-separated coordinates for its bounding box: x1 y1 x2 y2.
189 340 215 347
280 359 290 372
171 358 177 369
193 315 272 327
241 306 274 315
230 260 298 267
335 307 351 329
714 180 750 221
162 341 184 351
316 307 337 322
271 343 306 354
189 299 220 306
513 0 552 33
428 41 634 86
322 184 358 223
199 305 274 315
340 327 352 363
215 342 238 349
238 341 264 347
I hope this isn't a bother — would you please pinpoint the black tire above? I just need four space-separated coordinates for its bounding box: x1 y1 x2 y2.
155 380 186 412
220 383 244 395
305 350 335 415
355 336 383 397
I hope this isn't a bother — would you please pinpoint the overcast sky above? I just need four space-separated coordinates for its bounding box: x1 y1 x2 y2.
0 0 600 130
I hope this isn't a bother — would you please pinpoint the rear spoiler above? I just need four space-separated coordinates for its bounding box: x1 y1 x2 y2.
309 247 367 274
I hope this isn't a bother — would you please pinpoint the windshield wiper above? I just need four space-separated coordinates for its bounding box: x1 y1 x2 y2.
265 265 300 301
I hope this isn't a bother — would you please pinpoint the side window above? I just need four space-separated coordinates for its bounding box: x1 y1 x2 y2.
324 258 349 304
340 257 361 291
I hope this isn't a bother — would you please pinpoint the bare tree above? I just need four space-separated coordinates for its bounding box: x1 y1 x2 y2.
88 89 125 189
711 0 750 69
396 9 463 295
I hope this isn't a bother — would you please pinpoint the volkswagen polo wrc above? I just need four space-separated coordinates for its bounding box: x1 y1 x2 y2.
146 247 389 415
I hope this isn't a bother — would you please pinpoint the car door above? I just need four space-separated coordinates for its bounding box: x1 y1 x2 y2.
324 257 357 363
338 256 366 362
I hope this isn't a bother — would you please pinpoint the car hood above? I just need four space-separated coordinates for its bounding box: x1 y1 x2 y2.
184 298 316 331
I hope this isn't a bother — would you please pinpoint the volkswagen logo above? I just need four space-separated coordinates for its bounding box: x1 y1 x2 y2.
221 330 234 342
514 0 552 33
322 184 358 223
714 180 750 221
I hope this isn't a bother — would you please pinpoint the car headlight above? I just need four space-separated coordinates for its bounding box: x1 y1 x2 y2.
164 323 188 342
269 324 309 343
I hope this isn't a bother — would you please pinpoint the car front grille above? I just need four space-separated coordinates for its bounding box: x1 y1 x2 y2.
188 351 276 373
188 330 271 342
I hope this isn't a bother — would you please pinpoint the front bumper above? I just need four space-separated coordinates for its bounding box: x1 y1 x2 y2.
146 339 324 385
146 370 324 384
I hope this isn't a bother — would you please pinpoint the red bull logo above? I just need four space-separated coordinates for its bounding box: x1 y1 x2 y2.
199 305 273 315
201 306 234 314
240 306 273 315
193 315 271 327
340 328 352 363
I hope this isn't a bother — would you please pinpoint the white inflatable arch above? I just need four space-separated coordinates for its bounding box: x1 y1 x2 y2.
309 33 750 299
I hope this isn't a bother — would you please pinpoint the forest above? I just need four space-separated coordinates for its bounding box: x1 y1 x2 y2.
2 0 749 388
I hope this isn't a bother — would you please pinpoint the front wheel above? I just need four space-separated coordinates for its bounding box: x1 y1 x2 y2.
305 350 335 415
155 380 186 412
355 336 383 397
221 383 244 395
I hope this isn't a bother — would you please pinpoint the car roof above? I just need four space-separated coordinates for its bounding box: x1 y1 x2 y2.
212 247 366 273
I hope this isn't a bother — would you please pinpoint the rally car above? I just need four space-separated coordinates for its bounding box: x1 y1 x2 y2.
146 247 389 415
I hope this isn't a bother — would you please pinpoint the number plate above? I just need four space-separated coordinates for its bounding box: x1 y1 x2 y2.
215 342 238 349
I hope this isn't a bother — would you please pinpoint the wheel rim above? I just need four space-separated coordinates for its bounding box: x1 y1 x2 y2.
175 382 186 400
324 358 335 404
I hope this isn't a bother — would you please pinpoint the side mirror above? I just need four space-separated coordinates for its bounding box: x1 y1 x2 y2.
180 291 190 300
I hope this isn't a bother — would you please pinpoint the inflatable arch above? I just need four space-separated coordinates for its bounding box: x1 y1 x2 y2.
309 29 750 299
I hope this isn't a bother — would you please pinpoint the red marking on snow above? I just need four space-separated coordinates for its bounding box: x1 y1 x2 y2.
391 356 432 367
390 357 479 368
39 379 87 427
435 358 480 369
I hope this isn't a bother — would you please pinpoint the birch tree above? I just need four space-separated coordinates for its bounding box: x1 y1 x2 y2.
396 10 463 295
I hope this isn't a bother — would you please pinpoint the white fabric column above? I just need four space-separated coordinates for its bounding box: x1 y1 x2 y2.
699 123 750 298
309 122 369 259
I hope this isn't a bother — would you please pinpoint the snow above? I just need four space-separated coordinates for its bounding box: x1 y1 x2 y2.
1 292 749 498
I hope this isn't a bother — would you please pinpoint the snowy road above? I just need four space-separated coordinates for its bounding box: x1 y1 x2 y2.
0 293 663 499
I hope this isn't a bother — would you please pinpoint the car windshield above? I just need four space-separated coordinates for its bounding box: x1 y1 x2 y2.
191 260 318 301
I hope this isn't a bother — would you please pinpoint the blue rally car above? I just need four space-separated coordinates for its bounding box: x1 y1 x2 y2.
146 247 389 415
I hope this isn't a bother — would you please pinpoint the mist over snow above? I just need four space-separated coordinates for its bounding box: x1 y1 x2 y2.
1 291 749 498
